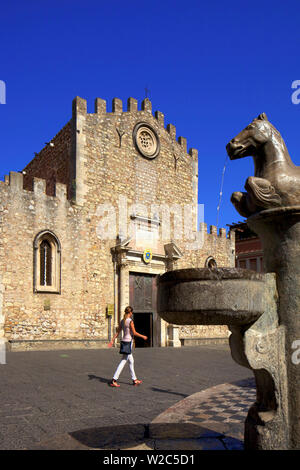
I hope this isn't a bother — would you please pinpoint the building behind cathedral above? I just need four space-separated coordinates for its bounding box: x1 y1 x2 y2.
0 95 235 350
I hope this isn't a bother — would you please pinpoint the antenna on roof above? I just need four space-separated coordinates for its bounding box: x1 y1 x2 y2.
145 85 150 99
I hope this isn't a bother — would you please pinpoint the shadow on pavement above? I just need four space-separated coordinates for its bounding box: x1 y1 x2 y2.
70 423 148 448
88 374 110 384
67 422 243 450
29 422 244 450
230 377 256 388
150 387 188 398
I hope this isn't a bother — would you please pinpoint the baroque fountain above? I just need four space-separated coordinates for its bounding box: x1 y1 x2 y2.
157 113 300 450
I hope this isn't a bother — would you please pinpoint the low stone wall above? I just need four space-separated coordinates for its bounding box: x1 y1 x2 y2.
181 337 229 346
7 339 109 352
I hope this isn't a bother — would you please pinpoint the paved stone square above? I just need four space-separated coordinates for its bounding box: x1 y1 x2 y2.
0 344 254 450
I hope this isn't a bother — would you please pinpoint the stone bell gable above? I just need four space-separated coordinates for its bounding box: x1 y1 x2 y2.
21 95 202 260
21 96 198 217
70 96 198 213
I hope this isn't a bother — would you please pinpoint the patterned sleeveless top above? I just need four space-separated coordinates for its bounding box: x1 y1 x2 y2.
122 318 133 342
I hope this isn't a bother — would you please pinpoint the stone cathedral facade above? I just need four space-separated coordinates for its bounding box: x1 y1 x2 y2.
0 95 235 351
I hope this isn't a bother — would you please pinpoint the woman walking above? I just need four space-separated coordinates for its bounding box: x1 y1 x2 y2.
108 306 147 387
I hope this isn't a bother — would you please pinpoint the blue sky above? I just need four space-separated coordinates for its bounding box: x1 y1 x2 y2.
1 0 300 230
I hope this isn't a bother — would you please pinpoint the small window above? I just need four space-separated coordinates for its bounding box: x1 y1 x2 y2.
205 256 217 269
34 231 61 293
40 240 52 286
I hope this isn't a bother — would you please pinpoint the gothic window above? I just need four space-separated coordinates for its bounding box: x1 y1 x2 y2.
40 240 52 286
34 231 61 293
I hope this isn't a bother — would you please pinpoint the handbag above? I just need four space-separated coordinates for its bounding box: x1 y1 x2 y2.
119 340 132 355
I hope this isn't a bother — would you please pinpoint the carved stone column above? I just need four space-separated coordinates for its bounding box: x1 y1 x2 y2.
228 272 288 449
111 238 131 325
157 267 288 449
119 259 129 321
167 324 181 347
164 242 182 271
247 208 300 449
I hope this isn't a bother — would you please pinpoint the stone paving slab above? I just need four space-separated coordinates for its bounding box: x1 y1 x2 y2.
29 379 255 450
0 345 254 450
151 378 256 441
148 378 256 450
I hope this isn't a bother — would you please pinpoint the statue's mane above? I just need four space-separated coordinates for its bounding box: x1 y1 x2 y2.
252 116 286 152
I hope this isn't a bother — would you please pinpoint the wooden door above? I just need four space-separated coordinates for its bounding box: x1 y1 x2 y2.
129 273 157 347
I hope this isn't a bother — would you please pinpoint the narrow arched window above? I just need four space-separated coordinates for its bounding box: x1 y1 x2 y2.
40 240 52 286
34 231 61 293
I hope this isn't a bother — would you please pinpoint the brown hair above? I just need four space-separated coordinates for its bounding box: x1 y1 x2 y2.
122 306 133 324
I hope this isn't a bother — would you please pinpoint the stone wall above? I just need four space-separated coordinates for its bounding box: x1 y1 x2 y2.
22 121 72 198
0 95 235 349
0 173 112 346
72 95 198 226
176 224 235 269
175 225 235 341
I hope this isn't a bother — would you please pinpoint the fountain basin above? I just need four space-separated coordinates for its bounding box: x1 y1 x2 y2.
157 268 272 326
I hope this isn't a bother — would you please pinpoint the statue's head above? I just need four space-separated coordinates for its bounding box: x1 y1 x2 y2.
226 113 272 160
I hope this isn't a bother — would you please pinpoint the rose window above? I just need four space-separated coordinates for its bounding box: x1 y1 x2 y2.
133 123 160 159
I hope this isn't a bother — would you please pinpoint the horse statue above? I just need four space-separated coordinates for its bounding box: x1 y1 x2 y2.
226 113 300 217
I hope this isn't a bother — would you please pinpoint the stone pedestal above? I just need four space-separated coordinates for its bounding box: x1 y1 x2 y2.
157 266 295 449
119 262 129 322
229 272 288 449
247 207 300 449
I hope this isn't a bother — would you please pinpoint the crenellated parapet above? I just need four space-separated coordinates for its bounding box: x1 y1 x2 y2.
199 222 235 241
21 119 72 199
72 95 198 161
174 222 235 272
0 171 68 205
